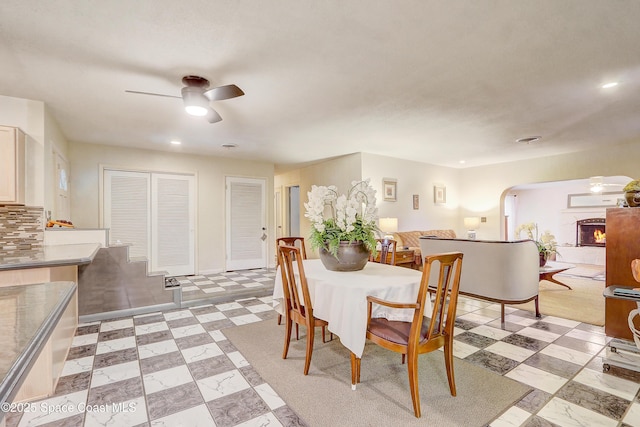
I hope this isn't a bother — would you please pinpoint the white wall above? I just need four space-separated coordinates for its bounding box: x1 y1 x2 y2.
508 178 629 246
0 95 70 214
279 139 640 244
44 107 70 217
459 139 640 240
69 142 275 273
361 153 461 234
275 153 362 258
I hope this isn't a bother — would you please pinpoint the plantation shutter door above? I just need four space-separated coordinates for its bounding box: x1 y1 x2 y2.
104 170 150 259
226 177 267 270
151 173 195 276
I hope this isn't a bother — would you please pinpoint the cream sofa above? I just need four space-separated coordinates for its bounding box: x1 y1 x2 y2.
419 237 540 324
392 229 456 267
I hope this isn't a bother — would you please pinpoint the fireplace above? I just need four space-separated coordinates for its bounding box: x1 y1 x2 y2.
576 218 605 247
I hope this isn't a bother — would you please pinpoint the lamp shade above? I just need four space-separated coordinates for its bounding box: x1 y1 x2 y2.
379 217 398 233
463 217 481 230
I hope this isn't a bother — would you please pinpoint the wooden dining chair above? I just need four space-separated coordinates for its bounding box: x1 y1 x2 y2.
278 245 332 375
277 237 307 259
351 251 464 418
370 238 397 265
276 237 307 325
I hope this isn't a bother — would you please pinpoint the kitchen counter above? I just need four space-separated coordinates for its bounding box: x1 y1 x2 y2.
0 243 100 271
0 281 77 419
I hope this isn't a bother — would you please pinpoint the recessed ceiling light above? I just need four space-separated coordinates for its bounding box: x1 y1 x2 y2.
601 82 619 89
170 140 181 145
459 160 466 164
516 136 541 144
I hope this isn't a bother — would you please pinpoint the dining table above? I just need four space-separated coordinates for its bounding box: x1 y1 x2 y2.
272 258 427 359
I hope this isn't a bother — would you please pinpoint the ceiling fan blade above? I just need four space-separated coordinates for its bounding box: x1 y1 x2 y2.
125 90 181 99
206 108 222 123
204 84 244 101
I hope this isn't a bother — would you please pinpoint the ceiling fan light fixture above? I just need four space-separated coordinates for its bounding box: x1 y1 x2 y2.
127 75 243 123
185 105 208 116
182 87 210 116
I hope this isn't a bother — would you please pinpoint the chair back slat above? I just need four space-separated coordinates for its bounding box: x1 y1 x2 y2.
412 252 463 344
278 245 313 318
370 238 397 265
277 237 307 259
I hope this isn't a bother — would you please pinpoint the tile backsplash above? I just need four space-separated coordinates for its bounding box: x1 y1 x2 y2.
0 206 44 251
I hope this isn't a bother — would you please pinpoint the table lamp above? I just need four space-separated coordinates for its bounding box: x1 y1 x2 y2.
379 217 398 240
464 217 481 239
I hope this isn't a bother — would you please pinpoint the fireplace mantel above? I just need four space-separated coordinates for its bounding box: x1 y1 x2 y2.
556 246 605 266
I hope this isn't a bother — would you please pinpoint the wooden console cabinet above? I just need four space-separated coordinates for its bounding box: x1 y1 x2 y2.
605 208 640 339
374 249 415 268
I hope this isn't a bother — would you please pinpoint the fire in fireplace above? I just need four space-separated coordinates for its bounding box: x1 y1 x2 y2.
576 218 605 247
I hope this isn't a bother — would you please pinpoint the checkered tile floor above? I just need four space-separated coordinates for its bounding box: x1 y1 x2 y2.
176 269 276 302
5 268 640 427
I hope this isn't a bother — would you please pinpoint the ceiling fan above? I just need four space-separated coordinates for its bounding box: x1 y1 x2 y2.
125 75 244 123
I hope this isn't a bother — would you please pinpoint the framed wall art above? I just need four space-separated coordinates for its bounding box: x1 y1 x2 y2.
383 179 397 202
434 185 446 204
413 194 419 210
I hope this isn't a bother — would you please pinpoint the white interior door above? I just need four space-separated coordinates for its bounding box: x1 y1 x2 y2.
104 169 195 276
275 188 283 239
104 170 151 259
151 173 196 276
226 177 267 270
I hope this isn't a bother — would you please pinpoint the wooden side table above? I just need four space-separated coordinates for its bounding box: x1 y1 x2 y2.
374 249 415 268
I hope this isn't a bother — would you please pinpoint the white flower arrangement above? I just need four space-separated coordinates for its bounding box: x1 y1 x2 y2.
515 222 558 259
304 179 379 256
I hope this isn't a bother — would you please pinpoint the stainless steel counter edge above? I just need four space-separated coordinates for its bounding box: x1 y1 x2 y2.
0 282 77 420
0 243 101 271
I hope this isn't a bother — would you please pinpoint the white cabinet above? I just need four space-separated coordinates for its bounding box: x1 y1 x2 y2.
0 126 25 204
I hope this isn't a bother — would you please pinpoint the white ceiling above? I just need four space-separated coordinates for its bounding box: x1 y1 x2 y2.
1 1 639 172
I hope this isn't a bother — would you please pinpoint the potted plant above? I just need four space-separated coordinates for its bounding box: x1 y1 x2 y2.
515 222 558 266
623 179 640 207
304 179 378 271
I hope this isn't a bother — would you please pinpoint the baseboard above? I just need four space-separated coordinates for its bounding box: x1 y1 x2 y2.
79 302 180 323
197 268 224 275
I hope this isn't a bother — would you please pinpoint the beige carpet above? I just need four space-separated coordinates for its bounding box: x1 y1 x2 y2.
225 320 531 427
510 276 605 325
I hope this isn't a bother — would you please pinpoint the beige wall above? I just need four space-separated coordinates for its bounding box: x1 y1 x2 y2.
279 139 640 243
0 95 69 213
275 153 362 258
69 142 275 273
460 139 640 239
361 153 461 234
44 108 70 216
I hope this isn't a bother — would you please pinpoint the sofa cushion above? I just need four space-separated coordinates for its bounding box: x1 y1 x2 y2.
392 229 457 266
394 230 456 249
421 229 456 239
394 231 422 248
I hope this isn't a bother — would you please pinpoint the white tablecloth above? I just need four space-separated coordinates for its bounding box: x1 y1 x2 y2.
273 259 427 358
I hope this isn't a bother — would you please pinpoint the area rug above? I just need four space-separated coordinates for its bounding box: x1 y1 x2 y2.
558 265 605 281
510 276 605 326
225 320 532 426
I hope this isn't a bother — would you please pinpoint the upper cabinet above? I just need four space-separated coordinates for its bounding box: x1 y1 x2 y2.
0 126 25 205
